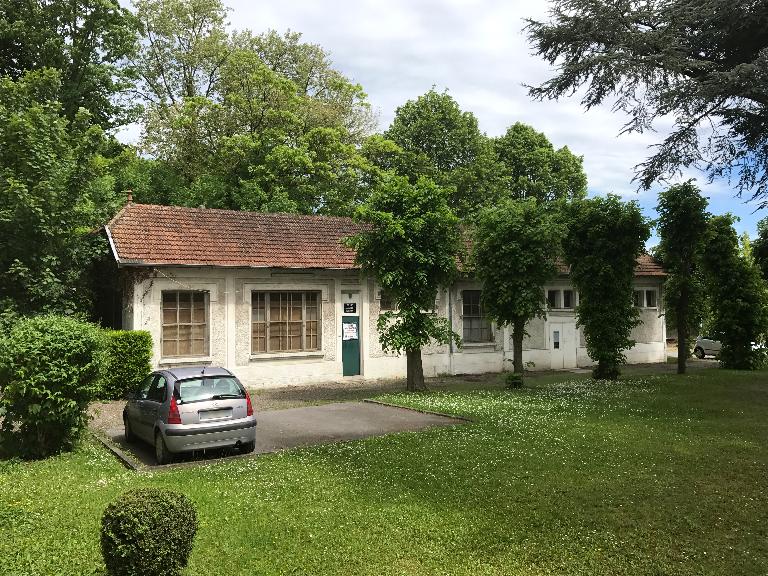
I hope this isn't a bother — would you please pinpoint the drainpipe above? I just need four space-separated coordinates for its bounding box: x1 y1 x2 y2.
447 287 454 375
502 324 507 371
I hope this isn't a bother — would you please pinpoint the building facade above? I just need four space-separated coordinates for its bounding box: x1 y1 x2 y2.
107 203 666 388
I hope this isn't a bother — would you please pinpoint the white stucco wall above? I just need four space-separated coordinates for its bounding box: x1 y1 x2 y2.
123 267 667 387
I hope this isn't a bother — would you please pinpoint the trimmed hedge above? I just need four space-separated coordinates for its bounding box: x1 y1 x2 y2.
0 315 104 458
100 488 198 576
100 330 152 400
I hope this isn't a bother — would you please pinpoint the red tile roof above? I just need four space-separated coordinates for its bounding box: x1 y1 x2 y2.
106 203 362 269
634 253 666 276
106 203 665 276
554 253 664 277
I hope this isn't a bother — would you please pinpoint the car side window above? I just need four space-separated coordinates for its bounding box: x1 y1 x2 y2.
147 376 167 403
137 375 154 400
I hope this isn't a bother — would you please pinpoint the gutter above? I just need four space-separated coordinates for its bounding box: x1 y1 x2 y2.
112 261 359 271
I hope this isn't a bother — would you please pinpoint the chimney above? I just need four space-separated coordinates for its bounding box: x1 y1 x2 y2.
126 189 133 204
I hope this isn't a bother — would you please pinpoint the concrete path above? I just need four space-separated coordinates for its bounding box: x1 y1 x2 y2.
103 401 465 468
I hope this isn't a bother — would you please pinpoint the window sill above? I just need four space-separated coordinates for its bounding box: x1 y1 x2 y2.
249 351 325 361
158 356 212 365
461 342 496 352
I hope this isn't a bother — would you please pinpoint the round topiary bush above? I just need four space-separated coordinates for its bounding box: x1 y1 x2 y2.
100 488 198 576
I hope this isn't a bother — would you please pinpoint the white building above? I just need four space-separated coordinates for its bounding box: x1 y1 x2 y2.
106 202 666 387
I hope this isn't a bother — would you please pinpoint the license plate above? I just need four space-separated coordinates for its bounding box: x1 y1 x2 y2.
198 408 233 421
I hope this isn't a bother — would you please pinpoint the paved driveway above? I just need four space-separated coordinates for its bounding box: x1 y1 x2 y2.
101 401 465 468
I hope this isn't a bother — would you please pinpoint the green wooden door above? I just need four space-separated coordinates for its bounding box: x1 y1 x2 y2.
342 316 361 376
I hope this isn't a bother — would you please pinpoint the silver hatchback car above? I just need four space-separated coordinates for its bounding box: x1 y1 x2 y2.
123 366 257 464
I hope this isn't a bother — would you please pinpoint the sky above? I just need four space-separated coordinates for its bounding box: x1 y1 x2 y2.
122 0 767 241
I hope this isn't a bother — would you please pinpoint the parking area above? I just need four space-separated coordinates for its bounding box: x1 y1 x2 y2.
98 400 466 468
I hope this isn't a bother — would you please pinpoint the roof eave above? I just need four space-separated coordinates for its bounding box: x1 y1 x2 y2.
105 226 122 268
116 261 360 271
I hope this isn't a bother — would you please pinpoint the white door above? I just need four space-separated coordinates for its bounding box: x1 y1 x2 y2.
550 323 577 369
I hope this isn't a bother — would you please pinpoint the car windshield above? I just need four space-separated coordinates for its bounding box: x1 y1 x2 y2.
174 376 245 404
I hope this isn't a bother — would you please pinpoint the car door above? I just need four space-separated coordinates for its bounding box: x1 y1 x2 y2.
140 375 168 438
703 337 721 356
128 375 155 441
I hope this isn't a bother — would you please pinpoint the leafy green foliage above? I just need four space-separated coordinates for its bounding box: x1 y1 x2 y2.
563 196 651 379
100 331 152 400
526 0 768 201
131 3 378 215
493 123 587 203
100 488 197 576
656 182 710 373
751 216 768 280
348 175 462 389
0 69 118 315
472 198 562 378
701 215 768 369
237 29 375 141
383 89 506 216
0 315 104 459
0 0 140 127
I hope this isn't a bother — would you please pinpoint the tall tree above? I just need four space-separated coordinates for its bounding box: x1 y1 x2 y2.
384 89 506 216
656 182 710 374
751 216 768 279
133 0 230 108
564 195 651 379
526 0 768 202
493 122 587 203
237 29 375 140
132 0 377 213
134 0 373 144
348 175 462 391
0 0 140 127
472 198 562 384
0 69 115 315
701 215 768 369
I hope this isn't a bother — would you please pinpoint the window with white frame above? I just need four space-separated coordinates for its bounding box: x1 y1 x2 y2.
162 291 209 357
546 288 576 310
633 288 658 309
251 291 321 353
462 290 493 343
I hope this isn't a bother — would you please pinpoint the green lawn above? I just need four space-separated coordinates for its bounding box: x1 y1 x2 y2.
1 368 767 575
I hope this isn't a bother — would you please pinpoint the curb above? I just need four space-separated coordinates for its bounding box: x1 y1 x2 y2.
91 432 140 471
362 398 473 422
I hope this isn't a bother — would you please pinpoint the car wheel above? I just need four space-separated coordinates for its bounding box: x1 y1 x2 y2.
124 417 136 443
154 432 173 465
239 441 255 454
694 347 705 359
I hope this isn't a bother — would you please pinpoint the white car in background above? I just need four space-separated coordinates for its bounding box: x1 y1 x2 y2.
693 335 721 359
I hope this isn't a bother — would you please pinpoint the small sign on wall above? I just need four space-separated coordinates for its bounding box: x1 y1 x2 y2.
344 302 357 314
343 322 358 340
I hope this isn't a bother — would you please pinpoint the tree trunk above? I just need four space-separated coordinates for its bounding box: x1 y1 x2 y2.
512 317 526 376
406 348 426 391
677 280 689 375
